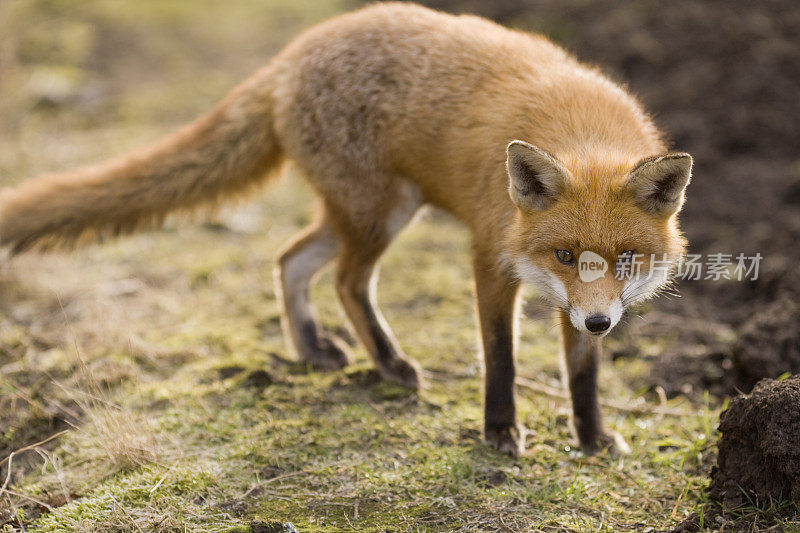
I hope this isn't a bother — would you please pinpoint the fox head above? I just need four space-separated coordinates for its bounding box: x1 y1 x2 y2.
503 140 692 336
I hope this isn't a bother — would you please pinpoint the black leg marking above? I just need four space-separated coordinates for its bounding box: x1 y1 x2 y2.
568 358 602 448
484 317 516 431
474 257 523 457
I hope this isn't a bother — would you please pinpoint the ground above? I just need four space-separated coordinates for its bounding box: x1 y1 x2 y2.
0 1 798 532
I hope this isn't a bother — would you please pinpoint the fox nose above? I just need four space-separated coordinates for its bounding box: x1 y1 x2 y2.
585 314 611 333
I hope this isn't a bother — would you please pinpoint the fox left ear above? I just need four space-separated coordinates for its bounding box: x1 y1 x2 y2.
626 153 693 216
506 140 570 210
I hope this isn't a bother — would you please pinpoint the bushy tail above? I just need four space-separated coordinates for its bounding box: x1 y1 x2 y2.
0 65 284 254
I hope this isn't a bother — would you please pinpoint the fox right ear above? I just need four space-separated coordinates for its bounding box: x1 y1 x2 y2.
626 153 693 216
506 141 569 210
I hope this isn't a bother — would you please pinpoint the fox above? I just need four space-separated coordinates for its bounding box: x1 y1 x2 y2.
0 3 691 456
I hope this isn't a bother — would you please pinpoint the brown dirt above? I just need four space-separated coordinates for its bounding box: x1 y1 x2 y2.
711 375 800 510
644 263 800 400
733 296 800 391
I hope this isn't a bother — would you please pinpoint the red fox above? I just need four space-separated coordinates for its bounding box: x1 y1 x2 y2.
0 3 691 456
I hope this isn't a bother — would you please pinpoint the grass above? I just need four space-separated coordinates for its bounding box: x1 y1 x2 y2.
0 175 720 530
0 0 756 531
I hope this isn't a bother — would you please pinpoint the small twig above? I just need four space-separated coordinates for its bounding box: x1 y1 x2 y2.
0 430 69 469
654 385 669 424
1 452 13 496
241 470 306 498
149 464 176 495
267 351 296 366
671 481 691 520
515 376 567 399
343 504 356 529
34 447 72 507
0 428 69 518
109 493 144 533
515 376 685 416
0 488 55 512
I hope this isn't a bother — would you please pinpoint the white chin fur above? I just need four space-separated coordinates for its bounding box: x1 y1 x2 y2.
513 257 569 308
568 306 587 331
608 299 624 327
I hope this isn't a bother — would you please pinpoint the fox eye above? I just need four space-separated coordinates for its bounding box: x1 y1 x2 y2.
554 249 574 265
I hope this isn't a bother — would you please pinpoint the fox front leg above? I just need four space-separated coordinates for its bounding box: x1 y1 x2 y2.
559 316 630 455
473 255 525 457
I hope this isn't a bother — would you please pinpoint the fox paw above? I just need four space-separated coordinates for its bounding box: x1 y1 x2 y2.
484 424 525 457
582 430 630 457
302 335 353 370
378 356 423 389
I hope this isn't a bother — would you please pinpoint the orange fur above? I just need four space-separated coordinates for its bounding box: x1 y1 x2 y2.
0 3 692 456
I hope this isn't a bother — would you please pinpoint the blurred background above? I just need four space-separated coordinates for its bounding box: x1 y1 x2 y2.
0 0 798 528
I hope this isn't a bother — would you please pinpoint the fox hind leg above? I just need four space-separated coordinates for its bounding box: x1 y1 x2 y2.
328 184 424 389
275 210 353 369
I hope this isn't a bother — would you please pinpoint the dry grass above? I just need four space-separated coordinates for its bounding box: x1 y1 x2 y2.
0 330 164 526
66 355 160 476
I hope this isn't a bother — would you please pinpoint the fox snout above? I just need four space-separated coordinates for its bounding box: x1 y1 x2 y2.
567 298 624 337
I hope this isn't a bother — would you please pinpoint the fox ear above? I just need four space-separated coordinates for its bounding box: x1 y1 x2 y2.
626 153 693 216
506 140 569 210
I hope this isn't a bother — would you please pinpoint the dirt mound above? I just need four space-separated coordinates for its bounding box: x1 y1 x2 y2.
711 375 800 510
